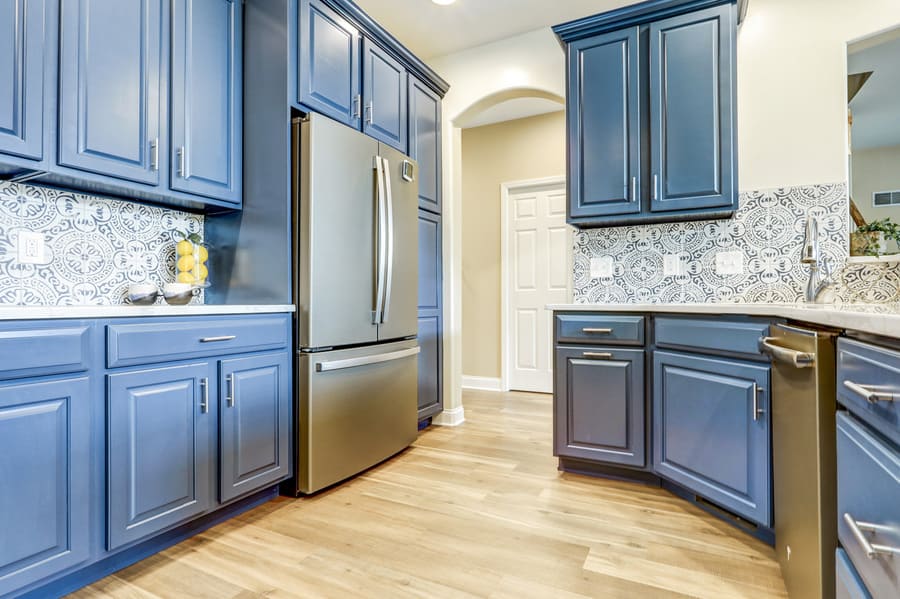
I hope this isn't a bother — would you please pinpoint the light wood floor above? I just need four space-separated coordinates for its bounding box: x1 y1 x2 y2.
72 390 788 598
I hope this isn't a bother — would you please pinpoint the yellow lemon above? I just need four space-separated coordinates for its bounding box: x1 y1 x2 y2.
177 255 195 272
176 240 194 256
199 265 208 280
176 271 195 284
198 246 209 263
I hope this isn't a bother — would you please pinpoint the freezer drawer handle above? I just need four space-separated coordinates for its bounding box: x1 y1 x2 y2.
843 513 900 559
582 327 613 334
316 347 421 372
843 380 896 403
758 337 815 368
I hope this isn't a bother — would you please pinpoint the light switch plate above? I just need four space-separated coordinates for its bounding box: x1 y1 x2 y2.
663 254 685 277
16 231 46 264
715 250 744 275
590 256 614 278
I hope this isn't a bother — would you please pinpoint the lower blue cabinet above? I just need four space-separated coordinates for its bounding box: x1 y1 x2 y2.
653 351 771 525
0 377 91 596
219 352 290 503
107 363 214 550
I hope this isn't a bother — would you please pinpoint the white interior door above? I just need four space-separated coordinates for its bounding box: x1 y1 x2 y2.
504 179 571 393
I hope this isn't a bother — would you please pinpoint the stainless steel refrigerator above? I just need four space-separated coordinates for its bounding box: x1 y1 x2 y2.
289 113 419 495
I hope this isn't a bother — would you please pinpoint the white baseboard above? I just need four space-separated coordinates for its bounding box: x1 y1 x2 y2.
432 405 465 427
461 375 503 391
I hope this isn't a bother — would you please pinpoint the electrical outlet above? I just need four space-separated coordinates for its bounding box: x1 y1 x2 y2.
590 256 614 278
715 250 744 275
16 231 46 265
663 254 685 277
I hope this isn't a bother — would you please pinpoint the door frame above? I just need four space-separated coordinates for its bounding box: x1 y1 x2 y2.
500 175 571 393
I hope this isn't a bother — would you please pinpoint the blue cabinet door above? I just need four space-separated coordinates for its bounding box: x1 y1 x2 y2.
362 38 407 152
0 377 90 596
417 210 442 419
58 0 163 185
107 363 213 550
653 351 771 525
408 77 441 213
554 347 645 467
568 28 642 219
170 0 242 205
0 0 45 162
219 352 291 503
298 0 361 127
649 4 736 213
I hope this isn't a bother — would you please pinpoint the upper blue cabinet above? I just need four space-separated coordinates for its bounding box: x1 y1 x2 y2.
408 76 441 213
362 38 407 151
554 0 740 227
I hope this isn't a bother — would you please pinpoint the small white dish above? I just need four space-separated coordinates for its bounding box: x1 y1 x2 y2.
163 283 197 305
126 283 160 306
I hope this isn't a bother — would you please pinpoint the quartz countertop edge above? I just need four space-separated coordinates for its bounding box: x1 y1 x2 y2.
547 303 900 339
0 304 296 320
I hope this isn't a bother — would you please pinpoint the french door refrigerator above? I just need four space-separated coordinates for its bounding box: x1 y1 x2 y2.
289 114 419 495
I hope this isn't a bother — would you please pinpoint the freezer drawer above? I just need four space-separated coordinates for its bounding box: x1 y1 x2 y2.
296 340 419 494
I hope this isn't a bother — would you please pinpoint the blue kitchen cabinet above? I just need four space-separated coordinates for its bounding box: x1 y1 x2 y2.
653 350 771 525
408 76 442 214
554 347 646 467
649 4 736 213
58 0 163 186
170 0 242 205
0 0 46 167
107 362 214 550
219 352 291 503
362 37 407 152
417 209 442 419
0 377 91 596
298 0 361 127
567 28 642 220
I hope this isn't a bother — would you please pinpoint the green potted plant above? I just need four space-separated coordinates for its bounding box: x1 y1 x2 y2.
851 218 900 256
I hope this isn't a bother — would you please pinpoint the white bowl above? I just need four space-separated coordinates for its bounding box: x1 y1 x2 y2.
126 283 160 306
163 283 196 305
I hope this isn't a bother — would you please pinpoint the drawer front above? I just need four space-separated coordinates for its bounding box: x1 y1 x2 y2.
0 322 92 379
655 317 770 358
555 313 645 346
836 549 872 599
837 411 900 599
107 314 290 368
838 338 900 446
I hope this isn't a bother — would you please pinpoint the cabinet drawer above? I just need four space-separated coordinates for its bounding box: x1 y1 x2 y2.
654 317 770 358
837 338 900 446
837 412 900 599
836 549 872 599
555 314 644 346
0 322 91 379
107 315 290 368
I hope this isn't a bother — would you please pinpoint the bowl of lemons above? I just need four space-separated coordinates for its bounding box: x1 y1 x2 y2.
174 231 209 288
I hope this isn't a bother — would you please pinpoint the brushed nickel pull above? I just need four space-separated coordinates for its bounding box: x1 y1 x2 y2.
843 513 900 558
176 146 186 178
352 94 361 119
752 383 765 421
150 138 159 171
652 174 659 201
759 337 815 368
843 380 895 403
582 327 613 334
200 377 209 414
365 101 374 125
630 176 637 202
582 352 613 360
200 335 236 343
226 374 235 408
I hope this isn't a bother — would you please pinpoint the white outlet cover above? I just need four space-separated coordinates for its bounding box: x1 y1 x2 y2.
715 250 744 275
663 254 683 277
16 231 46 264
590 256 614 278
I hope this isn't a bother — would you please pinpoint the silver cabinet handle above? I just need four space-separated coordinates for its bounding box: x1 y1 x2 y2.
652 174 659 201
582 327 613 334
630 176 637 202
150 138 159 171
759 337 815 368
582 352 613 360
752 383 765 421
199 335 236 343
225 374 234 408
365 101 373 125
316 346 420 372
843 513 900 559
352 94 361 119
200 377 209 414
176 146 186 178
843 380 896 403
382 156 395 324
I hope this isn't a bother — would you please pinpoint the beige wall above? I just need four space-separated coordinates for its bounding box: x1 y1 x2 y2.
852 144 900 224
461 111 566 379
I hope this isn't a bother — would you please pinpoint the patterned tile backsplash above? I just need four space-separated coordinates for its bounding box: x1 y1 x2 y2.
0 181 203 306
573 182 900 304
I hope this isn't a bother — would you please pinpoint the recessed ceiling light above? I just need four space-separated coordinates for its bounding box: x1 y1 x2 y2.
432 0 456 5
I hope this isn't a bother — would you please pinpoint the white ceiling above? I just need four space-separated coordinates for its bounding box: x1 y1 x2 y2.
849 32 900 151
354 0 633 59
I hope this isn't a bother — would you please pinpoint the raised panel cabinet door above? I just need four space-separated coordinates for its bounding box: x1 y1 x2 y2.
362 38 407 152
417 210 442 419
58 0 163 185
298 0 360 127
568 28 641 220
653 351 771 525
0 0 45 162
408 77 441 213
649 4 736 213
107 362 213 550
219 352 290 503
553 347 645 467
0 377 90 596
170 0 242 204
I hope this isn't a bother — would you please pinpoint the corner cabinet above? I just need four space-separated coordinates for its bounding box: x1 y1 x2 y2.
555 0 738 227
417 210 443 420
408 76 442 213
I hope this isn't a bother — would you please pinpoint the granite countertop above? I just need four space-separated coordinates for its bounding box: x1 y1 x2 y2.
0 304 296 320
547 302 900 338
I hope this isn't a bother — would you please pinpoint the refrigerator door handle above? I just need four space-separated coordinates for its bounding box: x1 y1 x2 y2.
373 156 388 324
382 156 395 324
315 346 421 372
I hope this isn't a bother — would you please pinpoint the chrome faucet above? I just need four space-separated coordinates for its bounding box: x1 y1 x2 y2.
801 214 833 303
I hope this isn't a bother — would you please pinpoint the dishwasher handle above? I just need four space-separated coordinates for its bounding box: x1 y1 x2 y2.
759 337 816 368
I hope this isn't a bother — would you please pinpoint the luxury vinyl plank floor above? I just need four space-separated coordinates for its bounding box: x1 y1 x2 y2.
71 390 787 598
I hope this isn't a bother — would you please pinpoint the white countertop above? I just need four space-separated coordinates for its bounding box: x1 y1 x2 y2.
548 302 900 338
0 304 296 321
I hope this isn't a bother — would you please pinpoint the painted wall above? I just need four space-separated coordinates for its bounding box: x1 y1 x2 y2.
461 111 566 379
851 144 900 224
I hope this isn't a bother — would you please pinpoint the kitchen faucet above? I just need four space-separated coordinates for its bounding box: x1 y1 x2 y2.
800 214 833 303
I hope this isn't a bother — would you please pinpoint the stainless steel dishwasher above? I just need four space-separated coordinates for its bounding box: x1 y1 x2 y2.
760 323 839 599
